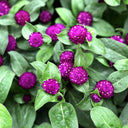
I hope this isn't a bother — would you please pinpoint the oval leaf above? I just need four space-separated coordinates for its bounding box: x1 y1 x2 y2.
104 0 120 6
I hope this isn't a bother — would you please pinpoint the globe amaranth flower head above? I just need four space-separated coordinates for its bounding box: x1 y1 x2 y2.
95 80 114 99
111 35 124 43
39 10 52 23
15 10 30 26
42 79 60 95
0 55 3 66
77 11 93 26
23 94 31 103
125 33 128 45
28 32 43 47
0 1 10 17
91 93 101 103
60 51 74 64
46 23 65 41
69 66 88 85
19 72 36 89
58 62 73 81
68 25 87 44
6 35 17 52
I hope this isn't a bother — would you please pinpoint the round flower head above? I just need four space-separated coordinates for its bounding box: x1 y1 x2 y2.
91 93 101 103
125 33 128 45
111 35 124 43
28 32 43 47
46 24 65 41
42 79 60 95
86 32 92 42
54 23 66 30
60 51 74 64
77 11 93 26
58 62 73 81
68 25 87 44
0 1 10 17
23 94 31 103
69 66 88 85
95 80 114 99
6 35 17 52
108 61 114 67
0 55 3 66
39 10 52 23
57 95 62 101
15 10 30 26
19 72 36 89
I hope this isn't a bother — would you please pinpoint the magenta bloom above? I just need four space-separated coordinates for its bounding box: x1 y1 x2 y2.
23 94 31 103
19 72 36 89
0 1 10 17
69 66 88 85
57 96 62 101
42 79 60 95
111 35 124 43
125 33 128 45
0 55 3 66
91 93 101 103
95 80 114 99
15 10 30 26
58 62 73 81
39 10 52 23
46 23 65 41
68 25 87 44
86 32 92 41
77 11 93 26
108 61 114 67
6 35 17 52
28 32 43 47
60 51 74 64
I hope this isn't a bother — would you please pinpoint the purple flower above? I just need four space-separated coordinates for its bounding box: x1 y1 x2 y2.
91 93 101 103
125 33 128 45
58 62 73 81
111 35 124 43
0 55 3 66
19 72 36 89
77 11 93 26
46 23 65 41
108 61 114 67
95 80 114 99
28 32 43 47
0 1 10 17
69 66 88 85
15 10 30 26
6 35 17 52
42 79 60 95
68 25 87 44
23 94 31 103
86 32 92 41
39 10 52 23
60 51 74 64
57 95 62 101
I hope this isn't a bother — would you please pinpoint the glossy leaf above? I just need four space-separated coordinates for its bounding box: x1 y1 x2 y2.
104 0 120 6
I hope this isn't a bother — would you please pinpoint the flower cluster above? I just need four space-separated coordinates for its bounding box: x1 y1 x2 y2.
111 35 124 43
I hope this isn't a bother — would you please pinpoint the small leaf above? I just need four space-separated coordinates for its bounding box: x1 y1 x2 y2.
49 102 78 128
9 51 29 76
42 34 52 44
60 0 71 9
104 0 121 6
33 122 52 128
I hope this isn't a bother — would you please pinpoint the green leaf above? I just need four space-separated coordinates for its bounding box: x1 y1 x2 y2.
101 38 128 62
31 61 46 83
35 89 64 110
36 45 53 63
90 106 123 128
104 0 121 6
13 93 25 104
0 66 15 103
6 101 36 128
108 70 128 93
9 51 29 76
123 0 128 4
34 122 52 128
42 34 52 44
85 3 107 18
84 0 98 5
60 0 71 9
49 102 78 128
74 46 94 69
0 26 8 55
119 103 128 125
93 19 115 36
43 62 61 82
71 0 84 17
123 126 128 128
0 104 12 128
56 8 76 26
22 22 37 40
114 59 128 70
57 30 73 45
